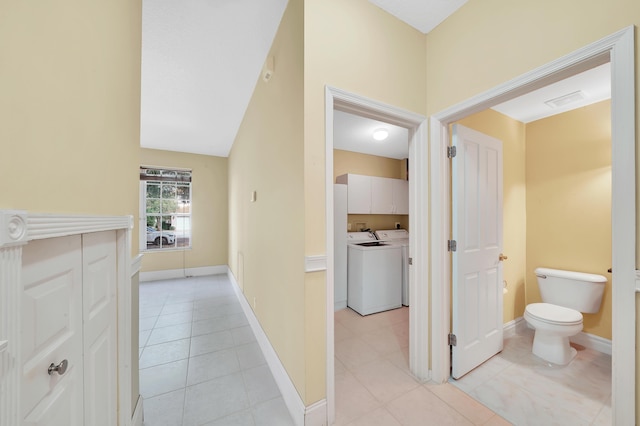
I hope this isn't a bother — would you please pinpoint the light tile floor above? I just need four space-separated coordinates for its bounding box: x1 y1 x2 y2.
140 275 611 426
139 274 294 426
450 328 612 426
334 307 510 426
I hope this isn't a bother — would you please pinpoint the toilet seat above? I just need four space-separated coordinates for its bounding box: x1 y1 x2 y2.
525 303 582 326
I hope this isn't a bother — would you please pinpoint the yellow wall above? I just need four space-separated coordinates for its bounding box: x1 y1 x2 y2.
526 101 612 338
140 148 228 272
456 110 527 323
304 0 426 403
334 149 410 232
0 0 142 252
228 0 307 402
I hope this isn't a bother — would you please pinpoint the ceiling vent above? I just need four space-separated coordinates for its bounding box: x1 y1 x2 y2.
544 90 586 109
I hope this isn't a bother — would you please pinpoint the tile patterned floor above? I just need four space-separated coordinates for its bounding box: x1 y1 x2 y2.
139 275 294 426
140 275 612 426
334 307 510 426
449 328 612 426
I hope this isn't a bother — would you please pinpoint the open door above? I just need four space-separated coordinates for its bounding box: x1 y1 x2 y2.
451 124 504 379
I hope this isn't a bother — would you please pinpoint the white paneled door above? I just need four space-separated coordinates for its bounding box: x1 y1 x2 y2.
451 124 504 379
21 231 117 425
82 231 117 426
21 235 84 425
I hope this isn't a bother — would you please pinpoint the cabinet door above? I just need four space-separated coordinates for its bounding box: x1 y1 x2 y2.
371 176 394 214
393 179 409 215
347 174 372 214
22 236 84 426
82 231 118 426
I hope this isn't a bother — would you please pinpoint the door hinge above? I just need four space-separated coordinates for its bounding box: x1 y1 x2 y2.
447 240 457 252
408 257 413 265
447 146 457 158
448 333 457 346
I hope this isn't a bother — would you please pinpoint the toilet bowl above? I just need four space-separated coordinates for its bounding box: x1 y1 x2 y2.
524 267 606 365
524 303 583 365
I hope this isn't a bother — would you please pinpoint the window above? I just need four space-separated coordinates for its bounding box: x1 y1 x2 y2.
140 167 192 251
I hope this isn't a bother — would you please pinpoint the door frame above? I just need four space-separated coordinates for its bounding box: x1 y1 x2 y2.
324 86 428 424
429 26 636 423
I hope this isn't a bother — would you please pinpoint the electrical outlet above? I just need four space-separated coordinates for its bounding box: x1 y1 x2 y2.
347 223 352 231
395 222 401 229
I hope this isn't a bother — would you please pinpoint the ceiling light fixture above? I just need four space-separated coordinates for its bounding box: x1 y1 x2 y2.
372 128 389 141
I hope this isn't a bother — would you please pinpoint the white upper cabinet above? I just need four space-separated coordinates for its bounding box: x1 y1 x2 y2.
337 174 408 215
392 179 409 214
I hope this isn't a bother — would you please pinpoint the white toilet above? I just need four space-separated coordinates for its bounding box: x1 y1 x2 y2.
524 267 606 365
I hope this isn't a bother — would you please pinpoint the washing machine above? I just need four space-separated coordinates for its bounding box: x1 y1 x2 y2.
375 229 409 306
347 232 402 315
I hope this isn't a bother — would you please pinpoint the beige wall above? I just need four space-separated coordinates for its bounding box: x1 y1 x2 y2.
228 0 308 402
456 110 527 324
140 148 228 272
526 101 612 338
334 149 410 232
304 0 427 403
0 0 142 251
0 0 142 416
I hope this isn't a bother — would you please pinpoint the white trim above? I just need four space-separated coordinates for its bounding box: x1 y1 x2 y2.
325 86 429 423
132 396 144 426
0 211 133 426
503 317 527 339
429 26 635 424
227 269 307 426
131 254 143 276
571 332 613 356
305 255 327 272
139 265 227 282
304 399 328 426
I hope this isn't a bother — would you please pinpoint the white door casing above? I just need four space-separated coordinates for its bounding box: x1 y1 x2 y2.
451 124 504 379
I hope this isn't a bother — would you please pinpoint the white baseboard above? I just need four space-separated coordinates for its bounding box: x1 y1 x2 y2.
140 265 227 282
304 399 328 426
503 317 527 338
508 316 612 355
571 331 612 355
132 396 144 426
227 269 313 426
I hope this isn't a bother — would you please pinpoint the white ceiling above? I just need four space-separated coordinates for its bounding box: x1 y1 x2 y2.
140 0 288 157
140 1 610 159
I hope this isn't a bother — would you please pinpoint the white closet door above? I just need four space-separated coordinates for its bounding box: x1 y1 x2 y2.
21 235 84 426
82 231 118 426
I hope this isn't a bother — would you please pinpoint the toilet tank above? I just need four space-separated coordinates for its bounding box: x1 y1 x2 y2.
535 267 607 314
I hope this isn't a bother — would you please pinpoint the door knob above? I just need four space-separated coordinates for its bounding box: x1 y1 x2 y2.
48 359 68 376
499 253 508 261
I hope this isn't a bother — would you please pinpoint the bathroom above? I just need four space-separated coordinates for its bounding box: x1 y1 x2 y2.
450 93 612 422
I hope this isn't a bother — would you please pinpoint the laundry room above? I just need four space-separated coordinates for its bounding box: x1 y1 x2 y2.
332 107 413 387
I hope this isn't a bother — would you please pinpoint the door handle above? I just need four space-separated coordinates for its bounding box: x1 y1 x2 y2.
48 359 68 376
499 253 508 261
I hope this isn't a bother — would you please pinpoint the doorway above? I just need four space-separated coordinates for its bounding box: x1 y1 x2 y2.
430 27 635 423
324 87 428 424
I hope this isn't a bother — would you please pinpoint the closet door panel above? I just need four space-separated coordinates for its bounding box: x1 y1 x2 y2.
82 231 118 426
21 235 83 425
